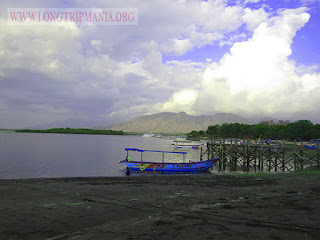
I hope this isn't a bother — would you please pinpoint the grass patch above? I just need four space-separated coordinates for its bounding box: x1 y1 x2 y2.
233 172 272 178
232 167 320 179
296 167 320 176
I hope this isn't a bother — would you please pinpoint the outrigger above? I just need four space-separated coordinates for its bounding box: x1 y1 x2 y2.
120 148 219 172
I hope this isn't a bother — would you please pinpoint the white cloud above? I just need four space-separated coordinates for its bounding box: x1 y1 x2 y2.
193 8 319 118
106 56 206 121
218 33 247 47
90 39 102 52
0 1 319 127
0 20 82 81
154 7 320 122
170 38 193 55
243 7 269 31
87 54 116 79
244 0 262 4
134 0 246 56
159 89 198 114
295 64 319 75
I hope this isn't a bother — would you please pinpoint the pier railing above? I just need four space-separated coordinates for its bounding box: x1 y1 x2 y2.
201 139 320 172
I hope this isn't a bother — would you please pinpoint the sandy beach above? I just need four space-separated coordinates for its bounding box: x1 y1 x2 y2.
1 170 319 240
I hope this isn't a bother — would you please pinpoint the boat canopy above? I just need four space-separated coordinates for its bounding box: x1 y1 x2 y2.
125 148 187 154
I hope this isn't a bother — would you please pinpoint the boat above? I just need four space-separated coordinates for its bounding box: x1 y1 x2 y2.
304 139 320 149
142 133 155 138
120 148 219 172
303 145 320 150
171 140 203 149
175 136 186 141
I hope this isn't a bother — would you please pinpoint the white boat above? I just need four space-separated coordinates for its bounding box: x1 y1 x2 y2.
175 136 186 141
142 133 155 138
171 140 204 149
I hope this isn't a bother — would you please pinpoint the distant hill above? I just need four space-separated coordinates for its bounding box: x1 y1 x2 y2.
110 112 251 134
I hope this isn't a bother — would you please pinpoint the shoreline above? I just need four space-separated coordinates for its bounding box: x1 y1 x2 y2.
1 171 319 239
0 166 315 181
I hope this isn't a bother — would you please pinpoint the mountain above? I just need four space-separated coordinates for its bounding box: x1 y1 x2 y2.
110 112 251 133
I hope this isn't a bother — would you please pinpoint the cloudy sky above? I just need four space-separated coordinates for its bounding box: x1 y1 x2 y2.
0 0 319 128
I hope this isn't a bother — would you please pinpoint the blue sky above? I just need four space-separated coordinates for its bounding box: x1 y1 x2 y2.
163 0 320 65
0 0 319 128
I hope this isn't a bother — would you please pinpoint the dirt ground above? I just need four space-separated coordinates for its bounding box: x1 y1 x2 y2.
0 170 320 240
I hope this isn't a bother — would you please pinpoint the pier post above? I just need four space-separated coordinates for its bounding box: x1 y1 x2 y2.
207 141 209 161
317 140 319 167
210 141 214 162
282 145 285 171
294 140 297 170
254 139 257 172
260 144 264 172
275 139 278 172
246 139 250 172
300 140 303 170
233 139 237 172
218 138 221 171
268 147 271 172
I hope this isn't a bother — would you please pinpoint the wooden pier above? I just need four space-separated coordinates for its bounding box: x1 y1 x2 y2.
201 139 320 172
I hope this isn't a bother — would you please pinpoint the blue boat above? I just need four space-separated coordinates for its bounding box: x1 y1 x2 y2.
120 148 219 172
303 145 320 150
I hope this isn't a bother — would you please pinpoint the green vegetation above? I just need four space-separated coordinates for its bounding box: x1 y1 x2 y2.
297 167 320 176
234 172 272 178
15 128 125 135
188 120 320 140
232 167 320 178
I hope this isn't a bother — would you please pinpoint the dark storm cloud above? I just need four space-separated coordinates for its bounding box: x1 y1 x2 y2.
0 69 114 116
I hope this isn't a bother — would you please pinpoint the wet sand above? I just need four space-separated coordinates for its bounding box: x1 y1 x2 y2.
0 171 319 240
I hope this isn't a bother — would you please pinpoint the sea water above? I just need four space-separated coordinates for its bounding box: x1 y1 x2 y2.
0 132 204 179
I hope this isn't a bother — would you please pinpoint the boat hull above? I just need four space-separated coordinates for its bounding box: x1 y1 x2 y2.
174 145 201 149
120 158 219 172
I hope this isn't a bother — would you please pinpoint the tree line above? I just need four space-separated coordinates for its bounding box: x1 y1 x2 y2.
187 120 320 141
16 128 125 135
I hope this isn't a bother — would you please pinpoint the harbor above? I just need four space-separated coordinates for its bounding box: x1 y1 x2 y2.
201 139 320 172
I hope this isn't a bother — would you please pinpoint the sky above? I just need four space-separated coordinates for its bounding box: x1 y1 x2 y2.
0 0 320 128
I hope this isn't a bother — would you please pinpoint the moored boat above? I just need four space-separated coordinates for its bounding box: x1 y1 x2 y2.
171 140 203 149
120 148 219 172
142 133 155 138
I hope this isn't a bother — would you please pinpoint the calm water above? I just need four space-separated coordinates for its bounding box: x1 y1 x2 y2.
0 132 204 179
